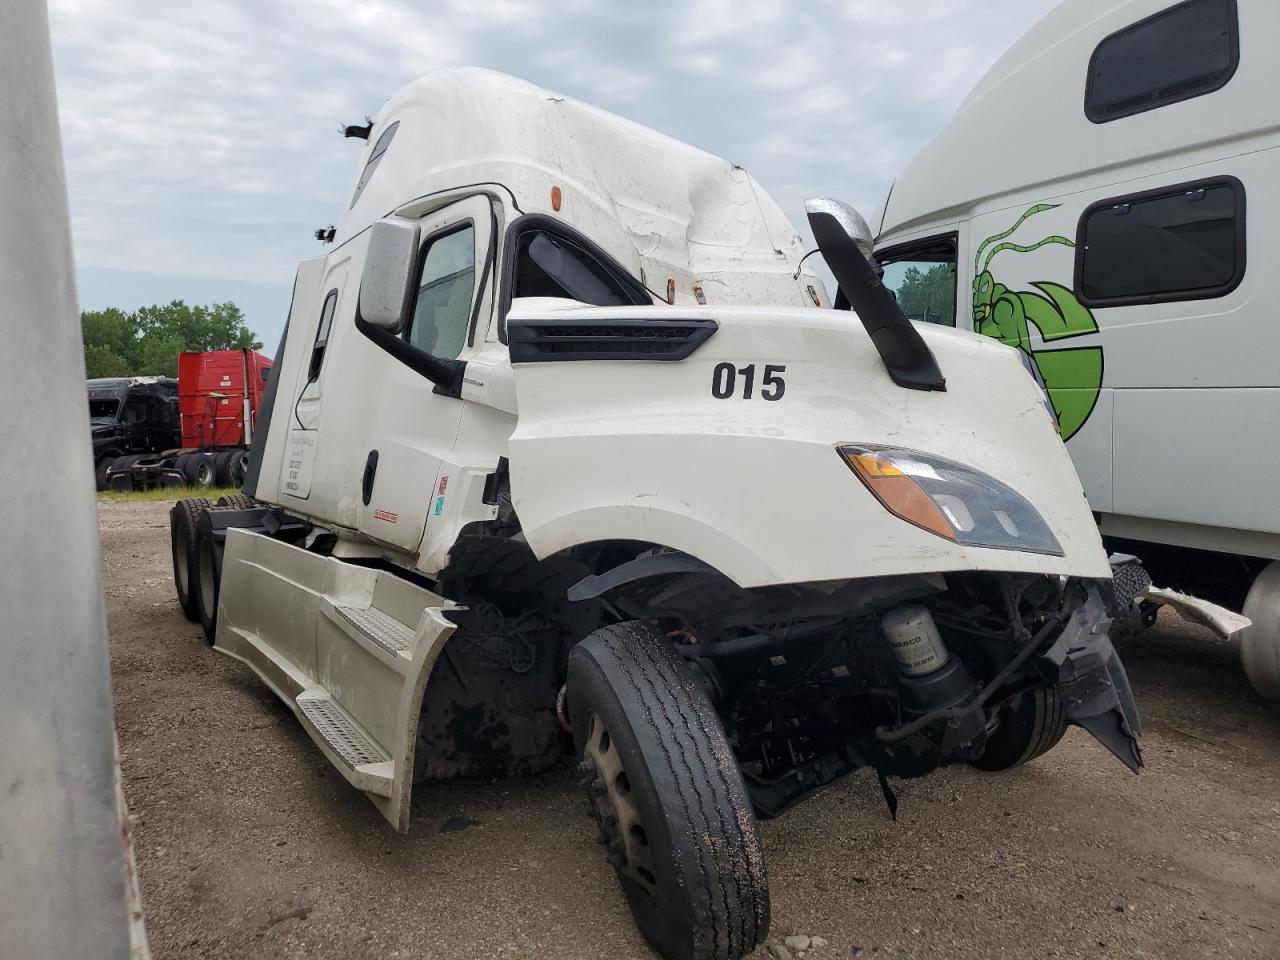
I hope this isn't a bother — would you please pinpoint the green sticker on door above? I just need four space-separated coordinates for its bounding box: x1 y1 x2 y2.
972 204 1103 442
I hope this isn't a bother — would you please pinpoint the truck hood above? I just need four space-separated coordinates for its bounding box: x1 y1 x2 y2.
506 301 1109 588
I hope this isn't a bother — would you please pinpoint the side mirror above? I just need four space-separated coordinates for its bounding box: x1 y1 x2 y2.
358 217 421 332
805 196 946 393
803 197 875 260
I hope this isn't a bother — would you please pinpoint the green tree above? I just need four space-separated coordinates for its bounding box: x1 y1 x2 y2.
81 300 262 378
896 263 956 325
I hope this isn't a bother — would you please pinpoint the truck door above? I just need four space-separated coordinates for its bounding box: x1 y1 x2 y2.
354 195 493 553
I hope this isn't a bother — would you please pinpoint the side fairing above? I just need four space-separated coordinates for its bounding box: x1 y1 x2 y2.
506 303 1110 587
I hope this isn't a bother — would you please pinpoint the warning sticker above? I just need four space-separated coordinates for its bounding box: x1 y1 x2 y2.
282 429 317 499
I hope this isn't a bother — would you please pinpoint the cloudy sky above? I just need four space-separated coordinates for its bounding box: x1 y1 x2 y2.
50 0 1059 347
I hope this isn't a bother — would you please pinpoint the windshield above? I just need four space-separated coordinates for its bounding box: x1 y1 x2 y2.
89 398 120 420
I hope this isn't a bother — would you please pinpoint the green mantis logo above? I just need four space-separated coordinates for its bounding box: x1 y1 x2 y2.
972 204 1102 441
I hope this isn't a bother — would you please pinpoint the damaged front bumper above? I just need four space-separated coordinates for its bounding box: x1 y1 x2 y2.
1044 585 1143 773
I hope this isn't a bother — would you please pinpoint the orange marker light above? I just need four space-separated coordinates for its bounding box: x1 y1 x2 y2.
551 185 562 211
841 449 955 541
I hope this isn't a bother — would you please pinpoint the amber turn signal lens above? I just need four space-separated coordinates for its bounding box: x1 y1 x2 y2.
841 449 956 541
551 185 562 211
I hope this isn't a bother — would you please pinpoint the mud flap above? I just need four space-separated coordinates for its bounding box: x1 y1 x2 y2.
1043 586 1144 773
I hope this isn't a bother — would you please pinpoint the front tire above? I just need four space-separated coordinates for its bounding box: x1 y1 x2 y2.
1241 560 1280 700
970 686 1067 772
95 454 118 490
568 621 769 960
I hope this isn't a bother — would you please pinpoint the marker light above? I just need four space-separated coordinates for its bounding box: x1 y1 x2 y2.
839 444 1063 555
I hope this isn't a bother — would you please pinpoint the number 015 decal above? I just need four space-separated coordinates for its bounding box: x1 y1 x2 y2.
711 363 786 401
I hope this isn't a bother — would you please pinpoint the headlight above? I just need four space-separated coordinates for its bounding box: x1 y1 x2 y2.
838 444 1063 556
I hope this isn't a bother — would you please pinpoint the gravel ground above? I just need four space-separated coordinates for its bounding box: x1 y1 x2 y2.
101 499 1280 960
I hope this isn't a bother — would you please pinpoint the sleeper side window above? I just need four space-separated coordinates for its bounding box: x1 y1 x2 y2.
1085 0 1238 123
308 290 338 381
876 235 959 327
407 225 476 360
349 120 400 208
1076 177 1245 306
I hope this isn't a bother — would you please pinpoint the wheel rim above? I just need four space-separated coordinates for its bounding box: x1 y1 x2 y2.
196 459 214 486
581 712 658 894
198 538 216 623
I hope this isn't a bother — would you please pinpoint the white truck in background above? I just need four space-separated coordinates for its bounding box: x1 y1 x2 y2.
170 68 1149 960
875 0 1280 698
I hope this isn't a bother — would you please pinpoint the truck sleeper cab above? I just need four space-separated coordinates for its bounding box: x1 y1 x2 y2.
874 0 1279 699
171 68 1144 960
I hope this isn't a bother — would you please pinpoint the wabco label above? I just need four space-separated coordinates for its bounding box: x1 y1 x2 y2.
282 429 317 499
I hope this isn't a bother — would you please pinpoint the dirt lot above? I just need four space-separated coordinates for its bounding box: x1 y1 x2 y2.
102 498 1280 959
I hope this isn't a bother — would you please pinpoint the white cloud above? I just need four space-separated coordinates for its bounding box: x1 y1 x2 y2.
50 0 1060 338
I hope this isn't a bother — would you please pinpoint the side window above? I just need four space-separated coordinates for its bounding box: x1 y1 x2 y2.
1076 177 1245 306
407 225 476 360
877 235 958 327
349 120 400 209
1086 0 1238 124
308 290 338 381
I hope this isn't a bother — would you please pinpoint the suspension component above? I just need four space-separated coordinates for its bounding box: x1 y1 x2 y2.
879 604 980 728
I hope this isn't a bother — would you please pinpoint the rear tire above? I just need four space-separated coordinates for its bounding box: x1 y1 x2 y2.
970 686 1067 772
1241 560 1280 700
213 450 236 486
170 497 212 621
215 493 257 511
184 453 216 488
193 509 223 644
229 450 248 486
568 621 769 960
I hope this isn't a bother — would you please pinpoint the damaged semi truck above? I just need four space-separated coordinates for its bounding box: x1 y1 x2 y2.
171 69 1145 960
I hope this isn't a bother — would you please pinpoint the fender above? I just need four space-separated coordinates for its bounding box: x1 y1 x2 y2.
506 301 1112 588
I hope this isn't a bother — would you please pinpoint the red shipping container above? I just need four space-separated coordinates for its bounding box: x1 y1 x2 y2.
178 349 274 450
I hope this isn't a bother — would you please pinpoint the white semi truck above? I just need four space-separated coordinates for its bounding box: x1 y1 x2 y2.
874 0 1280 699
171 68 1147 960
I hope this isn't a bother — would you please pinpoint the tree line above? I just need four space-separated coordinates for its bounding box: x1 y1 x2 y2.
82 300 262 379
895 263 957 326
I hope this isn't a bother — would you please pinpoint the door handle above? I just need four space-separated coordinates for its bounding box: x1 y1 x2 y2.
362 450 379 505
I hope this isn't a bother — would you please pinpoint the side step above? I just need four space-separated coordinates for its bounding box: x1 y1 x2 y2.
330 603 416 658
296 690 394 796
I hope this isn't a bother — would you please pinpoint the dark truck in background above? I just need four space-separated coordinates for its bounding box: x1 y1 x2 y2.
96 348 273 491
89 377 181 488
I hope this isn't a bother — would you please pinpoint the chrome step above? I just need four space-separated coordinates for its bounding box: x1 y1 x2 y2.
331 603 416 657
296 690 393 796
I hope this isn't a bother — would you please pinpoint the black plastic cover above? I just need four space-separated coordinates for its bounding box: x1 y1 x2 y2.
507 317 717 363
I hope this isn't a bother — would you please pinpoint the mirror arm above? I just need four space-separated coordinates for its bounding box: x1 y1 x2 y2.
806 208 946 392
355 316 466 398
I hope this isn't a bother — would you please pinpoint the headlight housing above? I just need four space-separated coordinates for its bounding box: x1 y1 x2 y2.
838 444 1063 556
